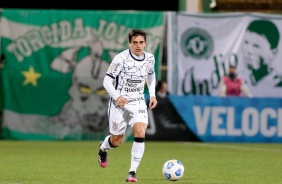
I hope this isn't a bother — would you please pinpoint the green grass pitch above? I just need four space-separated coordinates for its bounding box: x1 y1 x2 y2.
0 141 281 184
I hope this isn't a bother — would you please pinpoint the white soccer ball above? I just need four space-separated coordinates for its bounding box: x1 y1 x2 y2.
162 159 184 181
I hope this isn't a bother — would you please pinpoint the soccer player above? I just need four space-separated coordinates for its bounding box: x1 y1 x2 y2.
98 29 158 182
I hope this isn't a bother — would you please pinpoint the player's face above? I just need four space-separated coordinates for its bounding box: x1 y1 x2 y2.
242 31 274 70
129 35 146 56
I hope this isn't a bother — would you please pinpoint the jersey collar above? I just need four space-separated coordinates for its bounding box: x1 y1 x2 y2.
129 49 145 61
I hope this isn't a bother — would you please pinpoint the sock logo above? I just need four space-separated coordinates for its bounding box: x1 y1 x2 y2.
133 157 141 162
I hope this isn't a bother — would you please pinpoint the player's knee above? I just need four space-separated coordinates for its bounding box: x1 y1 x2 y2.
133 127 146 137
133 130 145 138
132 123 147 137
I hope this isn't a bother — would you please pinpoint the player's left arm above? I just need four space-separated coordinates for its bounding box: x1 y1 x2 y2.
146 55 157 109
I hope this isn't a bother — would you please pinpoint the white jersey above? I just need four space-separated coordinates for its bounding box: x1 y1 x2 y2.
104 49 156 102
103 49 156 133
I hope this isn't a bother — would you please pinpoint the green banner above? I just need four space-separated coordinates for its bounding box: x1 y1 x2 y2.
0 9 165 140
0 11 2 139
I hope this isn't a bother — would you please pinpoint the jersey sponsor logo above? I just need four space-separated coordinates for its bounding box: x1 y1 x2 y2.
124 87 143 92
128 97 144 103
125 82 138 88
127 79 142 83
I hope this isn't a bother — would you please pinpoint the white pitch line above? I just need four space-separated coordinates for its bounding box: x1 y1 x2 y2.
184 143 282 152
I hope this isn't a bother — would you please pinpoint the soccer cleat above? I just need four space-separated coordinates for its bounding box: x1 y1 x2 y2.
126 171 138 182
98 141 108 168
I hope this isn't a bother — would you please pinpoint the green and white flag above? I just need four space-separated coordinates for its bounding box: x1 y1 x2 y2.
168 12 282 97
0 9 165 140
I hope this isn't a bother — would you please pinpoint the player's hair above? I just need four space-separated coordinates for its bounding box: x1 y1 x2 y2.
128 29 147 43
247 20 280 49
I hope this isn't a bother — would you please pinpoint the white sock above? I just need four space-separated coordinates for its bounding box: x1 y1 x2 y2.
129 141 145 173
100 135 114 152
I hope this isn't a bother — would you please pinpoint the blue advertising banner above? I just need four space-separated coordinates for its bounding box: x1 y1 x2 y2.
169 95 282 143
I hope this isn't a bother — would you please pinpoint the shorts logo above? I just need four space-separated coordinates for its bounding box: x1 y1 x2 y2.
181 28 214 59
112 122 119 131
